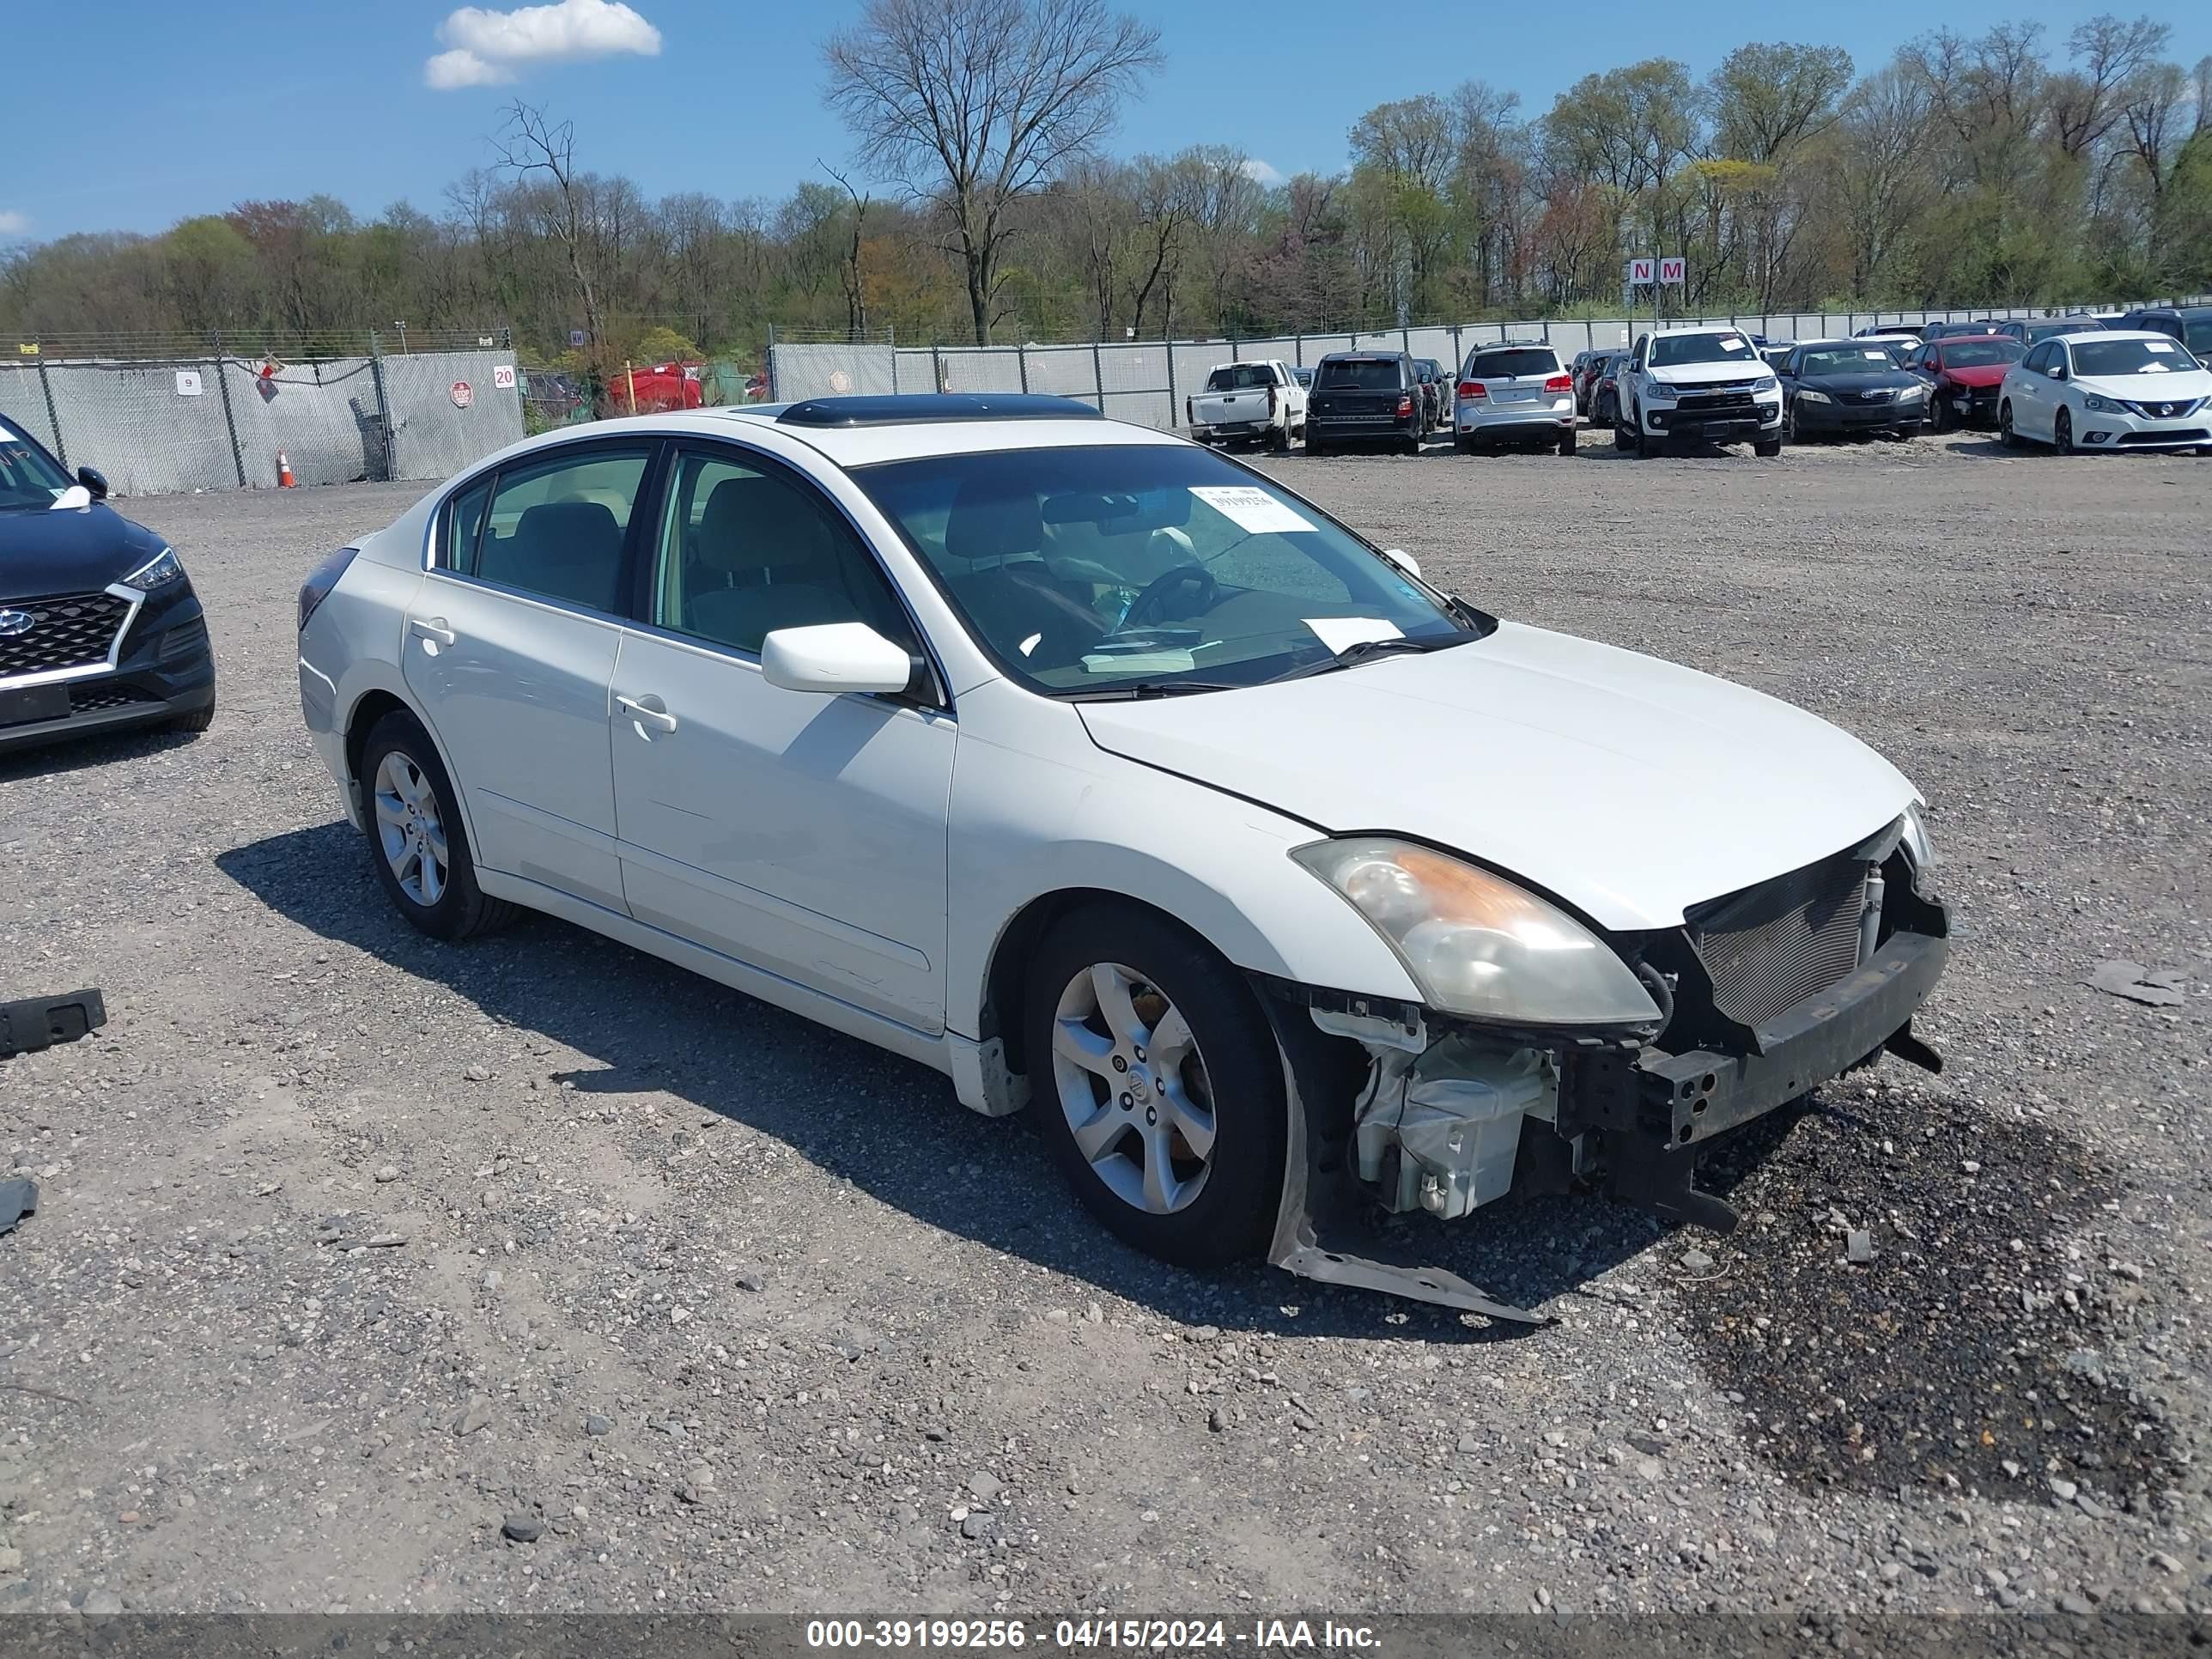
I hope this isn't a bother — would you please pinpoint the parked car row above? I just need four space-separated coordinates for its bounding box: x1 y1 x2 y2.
1184 303 2212 461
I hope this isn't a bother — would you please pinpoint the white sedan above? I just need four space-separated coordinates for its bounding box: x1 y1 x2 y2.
295 393 1949 1316
1999 330 2212 453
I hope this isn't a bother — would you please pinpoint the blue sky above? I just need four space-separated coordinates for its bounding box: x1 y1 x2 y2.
6 0 2207 242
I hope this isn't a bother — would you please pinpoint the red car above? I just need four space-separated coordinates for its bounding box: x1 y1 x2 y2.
617 361 706 414
1908 337 2024 431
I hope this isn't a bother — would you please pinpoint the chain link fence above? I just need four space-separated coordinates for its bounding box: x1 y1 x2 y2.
770 299 2205 431
0 343 523 496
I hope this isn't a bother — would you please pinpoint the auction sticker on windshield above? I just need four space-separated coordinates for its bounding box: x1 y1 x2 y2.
1304 616 1403 653
1190 486 1315 535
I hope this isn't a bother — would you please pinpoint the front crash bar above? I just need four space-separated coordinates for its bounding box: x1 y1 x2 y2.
1257 995 1552 1328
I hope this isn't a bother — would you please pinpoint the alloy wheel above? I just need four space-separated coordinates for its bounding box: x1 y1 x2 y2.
2055 410 2074 454
373 750 450 907
1049 963 1218 1216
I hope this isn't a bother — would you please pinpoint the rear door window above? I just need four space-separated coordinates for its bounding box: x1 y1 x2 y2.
471 445 655 614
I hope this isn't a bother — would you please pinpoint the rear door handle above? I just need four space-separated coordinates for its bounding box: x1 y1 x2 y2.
616 693 678 733
410 617 456 646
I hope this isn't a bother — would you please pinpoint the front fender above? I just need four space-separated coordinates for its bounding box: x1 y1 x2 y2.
945 681 1419 1041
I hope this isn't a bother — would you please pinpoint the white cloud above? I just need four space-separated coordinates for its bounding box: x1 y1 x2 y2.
0 210 29 237
424 0 661 89
1239 158 1286 187
425 49 514 88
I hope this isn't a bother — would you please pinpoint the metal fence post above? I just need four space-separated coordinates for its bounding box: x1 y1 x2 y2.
35 360 66 470
766 323 778 400
368 329 395 483
210 337 247 488
1401 324 1412 355
932 343 945 393
1091 342 1105 414
1294 331 1304 367
889 325 898 394
1164 336 1177 428
1018 343 1030 393
1449 325 1462 371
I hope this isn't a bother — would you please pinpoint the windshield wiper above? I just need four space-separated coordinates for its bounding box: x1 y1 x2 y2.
1060 679 1243 702
1267 632 1471 683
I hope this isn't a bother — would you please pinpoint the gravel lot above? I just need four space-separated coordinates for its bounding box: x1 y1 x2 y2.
1 428 2208 1620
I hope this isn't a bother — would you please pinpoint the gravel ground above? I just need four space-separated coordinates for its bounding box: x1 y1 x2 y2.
1 427 2208 1620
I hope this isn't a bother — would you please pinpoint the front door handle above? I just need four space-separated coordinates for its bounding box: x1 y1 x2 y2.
616 693 678 733
410 617 457 646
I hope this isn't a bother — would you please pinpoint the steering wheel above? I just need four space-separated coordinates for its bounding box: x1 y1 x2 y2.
1122 563 1218 629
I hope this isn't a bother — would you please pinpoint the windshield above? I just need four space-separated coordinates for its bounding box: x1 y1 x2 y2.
1204 365 1274 392
1649 331 1753 367
1797 346 1900 376
1940 340 2022 368
0 425 76 512
1466 347 1559 380
2073 337 2203 377
2183 317 2212 354
853 445 1468 696
1318 359 1401 390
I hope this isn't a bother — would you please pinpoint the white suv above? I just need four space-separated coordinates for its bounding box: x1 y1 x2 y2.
295 392 1947 1316
1616 326 1785 457
1453 343 1577 455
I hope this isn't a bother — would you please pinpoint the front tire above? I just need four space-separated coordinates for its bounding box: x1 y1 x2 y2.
2000 402 2023 448
1024 903 1285 1269
360 710 517 942
2054 408 2075 455
1755 437 1783 457
171 691 216 735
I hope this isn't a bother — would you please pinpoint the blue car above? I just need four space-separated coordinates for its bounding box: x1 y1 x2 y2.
0 422 216 753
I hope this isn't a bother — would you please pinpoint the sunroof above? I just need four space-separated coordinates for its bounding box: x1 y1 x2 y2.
775 393 1104 428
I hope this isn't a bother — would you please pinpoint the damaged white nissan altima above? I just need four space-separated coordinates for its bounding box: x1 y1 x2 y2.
296 392 1948 1318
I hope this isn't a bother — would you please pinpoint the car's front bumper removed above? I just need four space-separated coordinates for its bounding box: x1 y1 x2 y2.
1257 904 1949 1323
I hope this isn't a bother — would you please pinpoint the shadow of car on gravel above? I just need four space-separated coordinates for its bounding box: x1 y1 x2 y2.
0 720 207 784
216 821 1680 1343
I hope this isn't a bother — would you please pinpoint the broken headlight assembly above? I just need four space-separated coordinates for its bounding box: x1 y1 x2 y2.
1292 837 1658 1028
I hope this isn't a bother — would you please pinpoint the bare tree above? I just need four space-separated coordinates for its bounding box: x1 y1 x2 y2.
492 102 604 354
823 0 1162 343
822 161 873 339
2051 13 2172 157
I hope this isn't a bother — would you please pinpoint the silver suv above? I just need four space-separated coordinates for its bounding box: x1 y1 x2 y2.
1453 343 1577 456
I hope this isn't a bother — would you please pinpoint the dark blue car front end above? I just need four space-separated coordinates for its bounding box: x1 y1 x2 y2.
0 425 215 754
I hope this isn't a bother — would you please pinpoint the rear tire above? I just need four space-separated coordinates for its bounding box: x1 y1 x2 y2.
1557 426 1577 457
1024 903 1286 1269
359 710 518 943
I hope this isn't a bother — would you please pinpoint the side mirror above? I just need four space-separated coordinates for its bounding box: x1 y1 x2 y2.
1379 546 1421 580
2046 364 2066 380
760 622 917 697
76 465 110 501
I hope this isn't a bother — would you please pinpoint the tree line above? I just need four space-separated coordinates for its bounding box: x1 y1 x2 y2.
3 1 2209 366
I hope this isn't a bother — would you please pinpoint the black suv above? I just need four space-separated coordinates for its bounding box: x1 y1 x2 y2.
0 423 216 754
2115 305 2212 359
1305 352 1428 455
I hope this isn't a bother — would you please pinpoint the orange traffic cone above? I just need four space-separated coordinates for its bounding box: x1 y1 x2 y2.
277 450 297 489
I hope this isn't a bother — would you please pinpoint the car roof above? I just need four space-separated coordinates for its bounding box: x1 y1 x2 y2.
2058 329 2192 345
1648 324 1744 336
498 404 1185 470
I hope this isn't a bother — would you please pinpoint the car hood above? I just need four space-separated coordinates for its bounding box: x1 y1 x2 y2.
1646 359 1765 387
0 501 164 599
1075 621 1917 932
1938 364 2011 388
2075 368 2212 402
1798 369 1922 393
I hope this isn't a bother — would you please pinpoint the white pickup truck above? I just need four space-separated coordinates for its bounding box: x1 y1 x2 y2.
1187 359 1306 450
1614 325 1784 458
